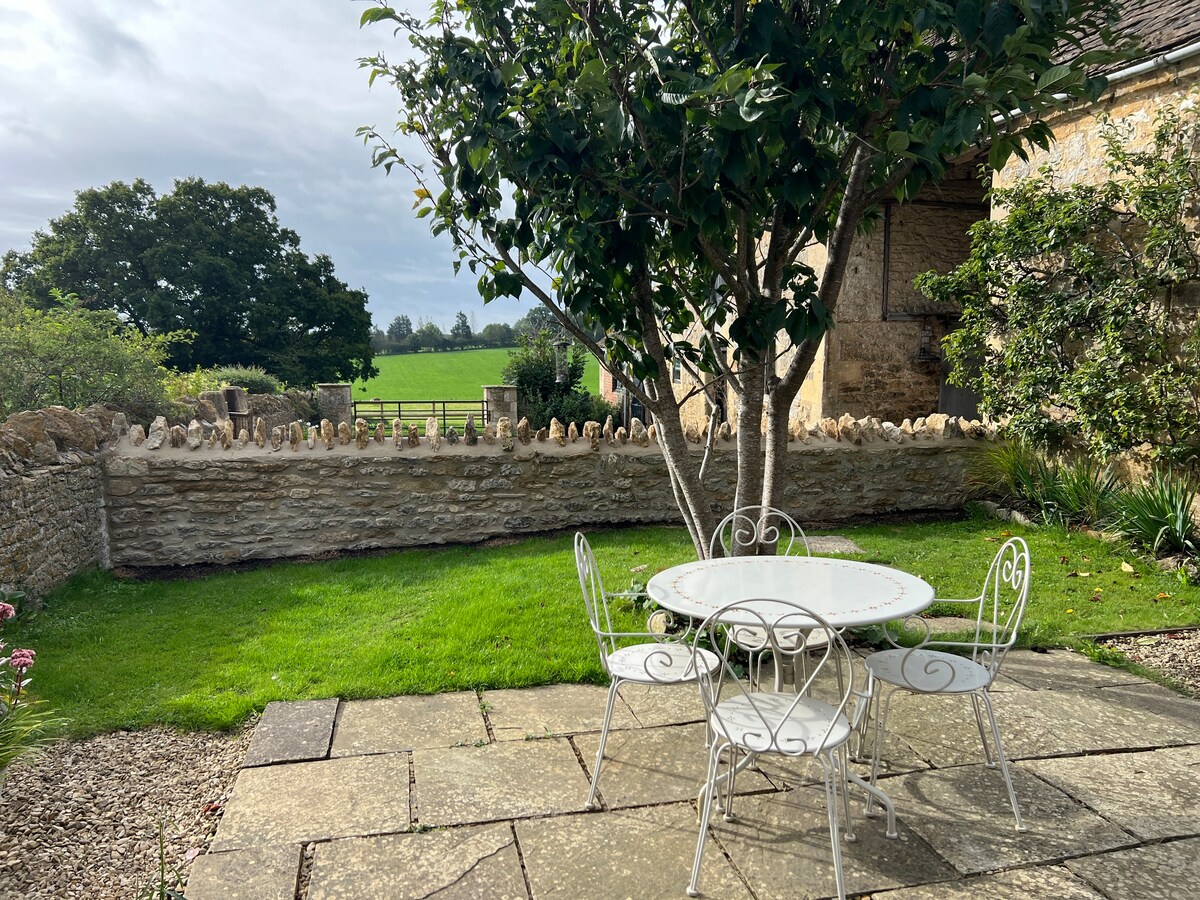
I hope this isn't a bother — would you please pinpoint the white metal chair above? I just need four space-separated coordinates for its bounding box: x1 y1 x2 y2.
710 505 825 692
688 600 856 899
863 536 1031 831
574 532 718 810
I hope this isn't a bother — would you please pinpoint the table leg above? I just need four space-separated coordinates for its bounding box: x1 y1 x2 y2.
845 770 898 838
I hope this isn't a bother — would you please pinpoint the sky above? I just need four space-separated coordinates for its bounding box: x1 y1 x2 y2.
0 0 533 331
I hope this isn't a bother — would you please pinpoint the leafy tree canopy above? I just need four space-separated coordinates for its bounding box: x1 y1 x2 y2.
388 314 414 340
502 329 614 428
1 178 377 387
450 310 473 338
360 0 1123 554
931 102 1200 465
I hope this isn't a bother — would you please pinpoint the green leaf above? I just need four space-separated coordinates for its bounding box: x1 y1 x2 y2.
886 132 910 153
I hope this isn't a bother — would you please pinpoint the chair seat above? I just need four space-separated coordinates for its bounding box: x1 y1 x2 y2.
608 642 718 683
709 692 851 755
865 648 992 694
730 624 831 651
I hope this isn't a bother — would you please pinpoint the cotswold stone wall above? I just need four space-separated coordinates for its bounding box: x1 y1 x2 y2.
0 406 115 602
103 421 982 568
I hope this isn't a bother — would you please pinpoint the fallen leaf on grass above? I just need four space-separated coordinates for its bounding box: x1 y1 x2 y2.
1065 608 1075 614
1121 561 1136 574
1066 571 1091 578
630 564 647 573
1058 556 1070 564
1156 592 1172 600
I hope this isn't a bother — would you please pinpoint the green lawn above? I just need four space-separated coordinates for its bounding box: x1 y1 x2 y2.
358 348 604 399
13 514 1200 737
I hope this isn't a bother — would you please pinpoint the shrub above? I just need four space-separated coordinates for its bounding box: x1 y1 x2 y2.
161 368 222 400
212 365 282 395
971 441 1121 528
1117 470 1199 557
502 331 616 429
0 591 60 779
1042 458 1123 528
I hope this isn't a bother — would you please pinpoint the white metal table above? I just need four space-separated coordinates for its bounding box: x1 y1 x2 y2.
646 555 935 837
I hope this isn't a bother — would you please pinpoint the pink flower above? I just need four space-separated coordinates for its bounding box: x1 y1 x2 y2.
0 603 15 620
8 649 35 670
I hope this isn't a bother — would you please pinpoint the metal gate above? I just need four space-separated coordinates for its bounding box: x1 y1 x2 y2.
350 399 491 434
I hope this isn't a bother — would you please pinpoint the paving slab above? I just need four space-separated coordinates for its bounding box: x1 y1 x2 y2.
1066 836 1200 899
573 722 772 808
184 844 302 900
711 785 956 899
998 649 1149 691
212 753 410 850
331 692 487 756
874 685 1200 769
881 765 1131 874
308 823 528 900
413 738 592 825
870 865 1104 899
616 681 706 728
483 683 639 740
242 697 338 767
517 802 753 900
1026 745 1200 841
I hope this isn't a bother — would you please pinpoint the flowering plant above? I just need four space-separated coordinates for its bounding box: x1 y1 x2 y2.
0 590 59 775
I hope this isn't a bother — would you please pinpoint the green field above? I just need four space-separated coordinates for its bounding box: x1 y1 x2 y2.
357 347 604 399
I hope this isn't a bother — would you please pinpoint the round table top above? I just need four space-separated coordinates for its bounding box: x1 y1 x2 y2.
646 556 934 628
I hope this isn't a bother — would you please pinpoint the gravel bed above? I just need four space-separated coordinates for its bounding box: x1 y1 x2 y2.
1103 629 1200 697
0 722 253 899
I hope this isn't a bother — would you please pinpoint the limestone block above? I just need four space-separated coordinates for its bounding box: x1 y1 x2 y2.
945 415 964 438
254 417 267 449
391 419 403 449
144 416 168 450
647 423 656 442
535 427 548 443
549 418 566 447
187 420 203 450
446 426 459 445
321 419 335 450
820 417 840 440
353 419 369 450
900 418 915 436
374 423 386 444
407 424 420 448
567 422 579 443
127 424 145 447
271 426 284 451
169 425 187 448
337 421 351 445
717 421 733 442
516 417 531 445
868 417 885 439
208 430 219 449
883 422 906 442
110 412 129 442
426 417 441 452
38 405 98 452
630 417 649 448
924 413 950 438
683 421 703 443
603 415 615 446
583 420 601 451
222 421 233 450
290 422 303 451
238 429 250 449
838 414 862 445
913 416 927 435
497 417 514 451
483 423 496 444
614 426 627 445
308 425 317 450
464 414 478 446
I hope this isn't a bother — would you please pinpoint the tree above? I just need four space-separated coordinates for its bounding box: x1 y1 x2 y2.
930 103 1200 465
0 289 182 419
512 306 559 338
502 330 614 428
2 178 376 386
359 0 1122 556
414 320 448 351
388 314 414 341
479 321 515 346
450 310 473 341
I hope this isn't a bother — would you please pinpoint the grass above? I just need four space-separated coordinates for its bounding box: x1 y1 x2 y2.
357 348 603 400
13 514 1200 737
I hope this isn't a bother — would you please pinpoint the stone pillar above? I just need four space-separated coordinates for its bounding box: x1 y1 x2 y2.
483 385 518 426
317 384 352 426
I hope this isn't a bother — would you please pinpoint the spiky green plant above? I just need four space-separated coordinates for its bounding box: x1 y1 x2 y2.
1117 470 1199 556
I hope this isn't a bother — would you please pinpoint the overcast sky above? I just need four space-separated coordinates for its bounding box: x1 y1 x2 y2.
0 0 533 331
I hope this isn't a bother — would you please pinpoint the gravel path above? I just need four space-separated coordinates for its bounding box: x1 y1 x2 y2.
1103 629 1200 697
0 722 253 899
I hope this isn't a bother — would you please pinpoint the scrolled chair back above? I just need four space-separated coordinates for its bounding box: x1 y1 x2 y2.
574 532 617 663
709 505 810 558
694 599 852 756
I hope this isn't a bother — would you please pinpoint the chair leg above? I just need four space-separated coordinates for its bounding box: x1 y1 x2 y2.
820 753 848 900
586 677 622 810
838 743 856 843
688 739 725 898
865 687 896 818
980 691 1026 832
970 692 995 768
852 672 875 762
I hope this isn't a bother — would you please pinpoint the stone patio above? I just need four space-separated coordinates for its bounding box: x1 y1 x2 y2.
186 650 1200 899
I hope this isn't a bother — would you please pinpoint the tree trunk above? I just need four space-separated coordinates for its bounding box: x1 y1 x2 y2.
731 360 766 556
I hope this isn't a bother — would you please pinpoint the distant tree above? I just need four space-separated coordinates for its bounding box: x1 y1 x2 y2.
479 322 515 347
450 310 472 340
1 178 376 385
370 327 390 353
512 307 559 338
387 314 413 341
414 320 447 351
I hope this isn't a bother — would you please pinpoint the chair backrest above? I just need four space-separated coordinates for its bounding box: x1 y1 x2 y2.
709 505 810 558
971 536 1031 674
693 599 853 756
574 532 618 667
